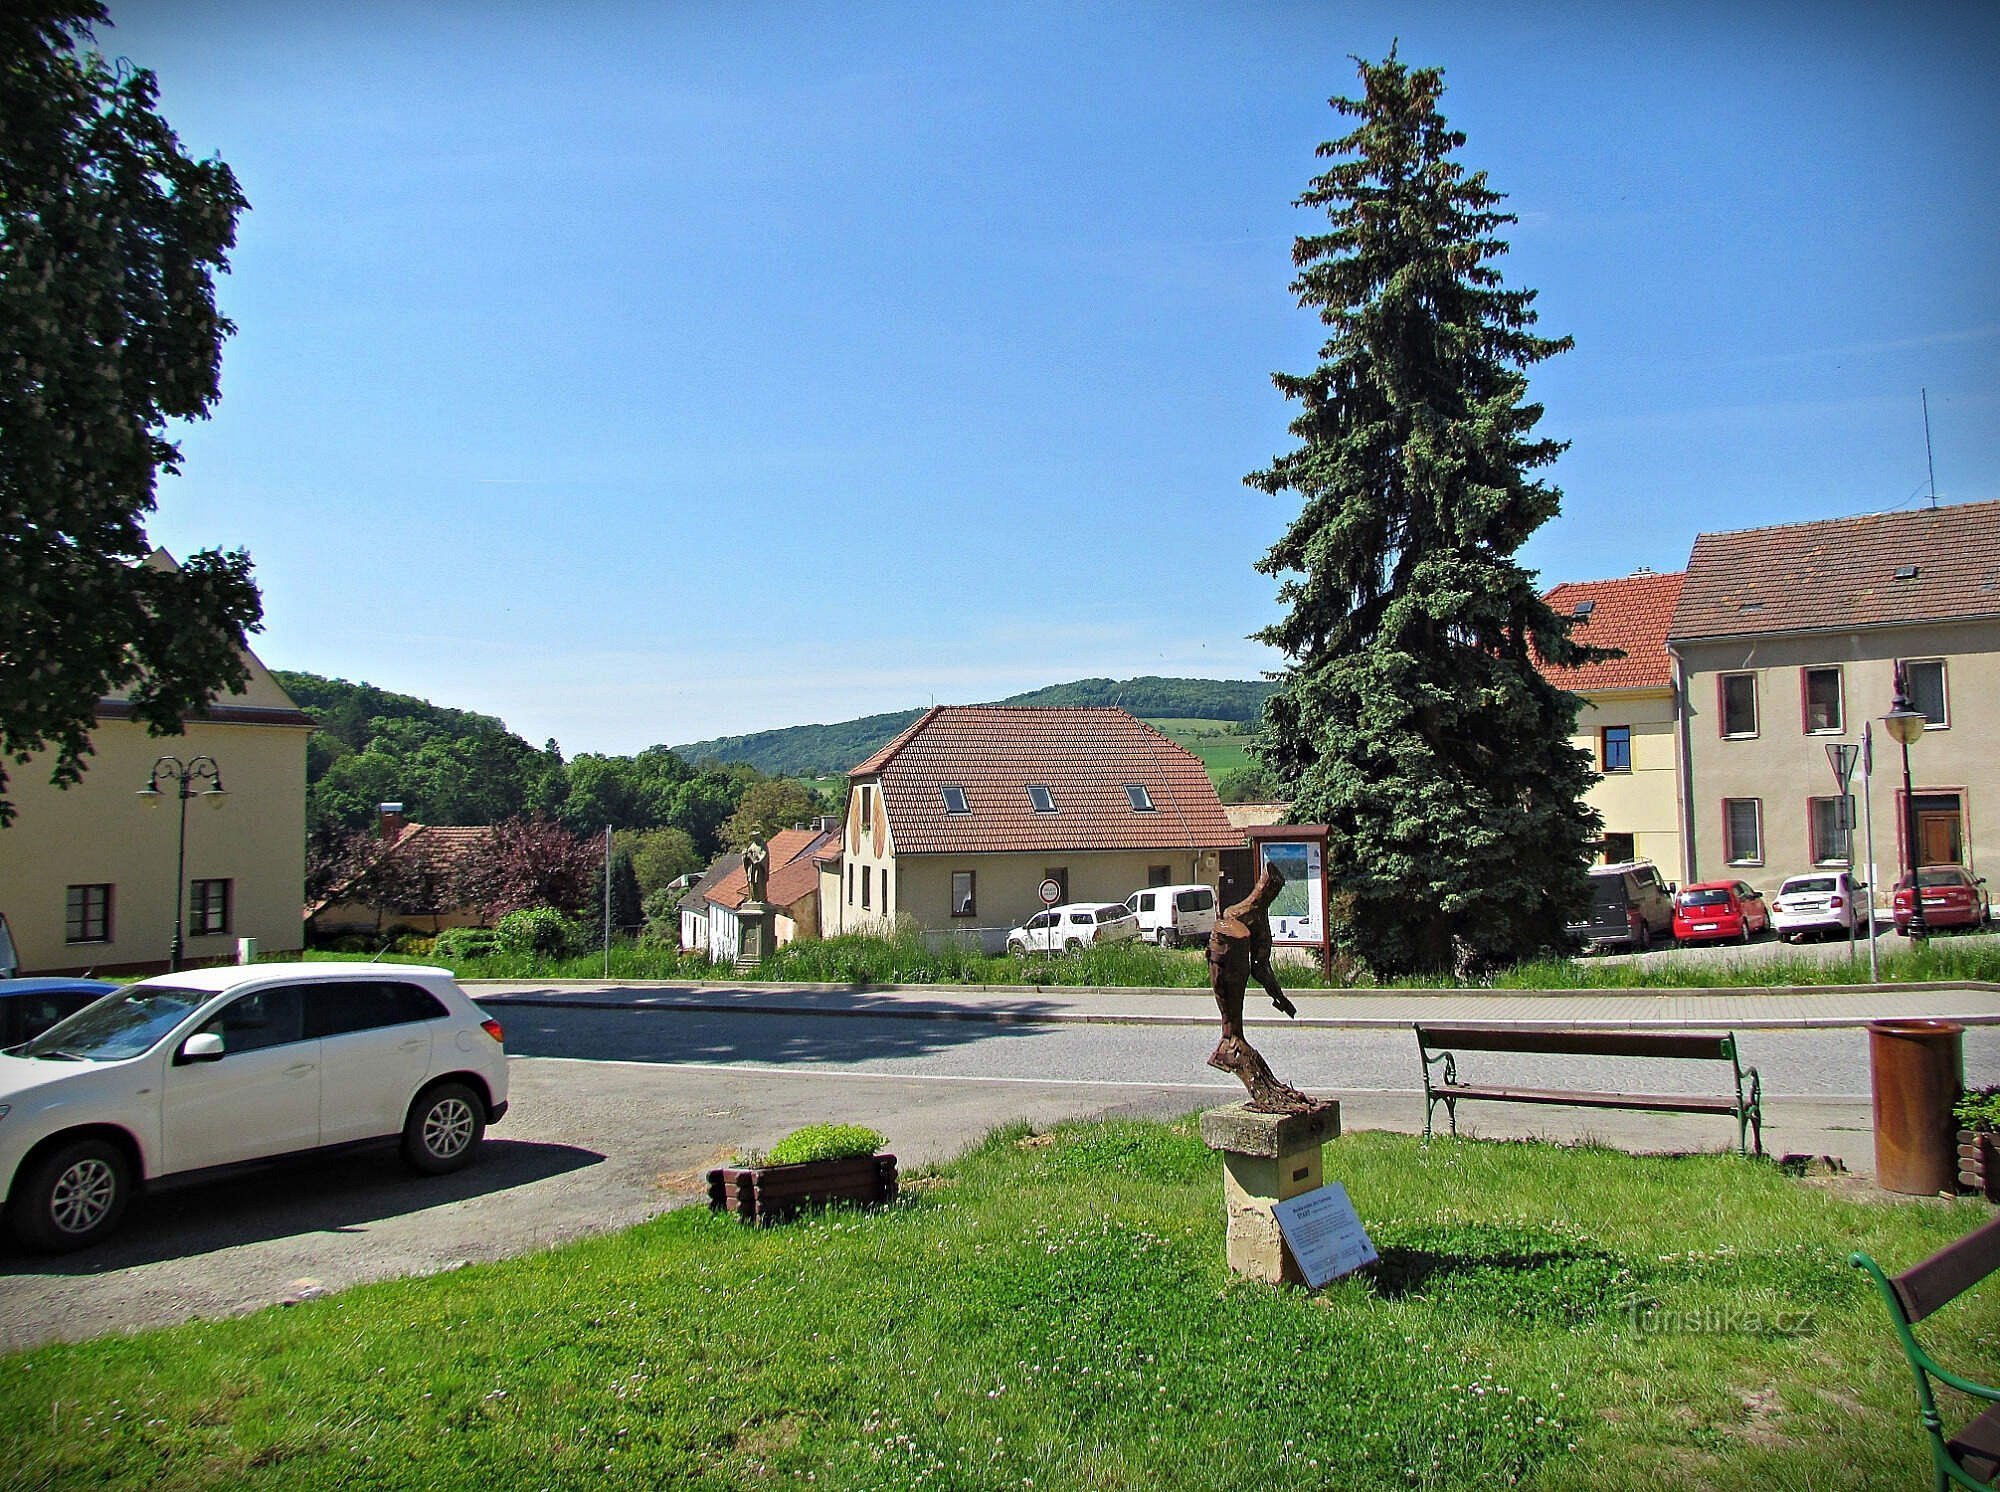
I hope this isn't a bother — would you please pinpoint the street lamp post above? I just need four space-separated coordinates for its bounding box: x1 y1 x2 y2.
1882 678 1928 944
138 755 226 972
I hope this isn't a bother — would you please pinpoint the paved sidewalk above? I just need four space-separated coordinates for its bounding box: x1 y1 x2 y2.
468 977 2000 1030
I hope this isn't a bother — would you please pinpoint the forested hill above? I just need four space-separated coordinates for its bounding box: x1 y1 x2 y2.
673 676 1275 777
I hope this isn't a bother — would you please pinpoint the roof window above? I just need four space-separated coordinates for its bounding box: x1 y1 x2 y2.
1570 599 1594 619
1894 565 1919 580
1026 784 1057 814
1124 783 1156 812
940 785 969 815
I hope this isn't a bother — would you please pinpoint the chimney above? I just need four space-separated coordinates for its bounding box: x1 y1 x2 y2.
378 802 408 839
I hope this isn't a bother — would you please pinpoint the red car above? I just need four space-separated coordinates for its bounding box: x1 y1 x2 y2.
1672 880 1771 945
1893 866 1992 935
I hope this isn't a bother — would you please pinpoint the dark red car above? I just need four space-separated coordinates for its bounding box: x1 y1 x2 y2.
1893 866 1992 935
1672 880 1771 945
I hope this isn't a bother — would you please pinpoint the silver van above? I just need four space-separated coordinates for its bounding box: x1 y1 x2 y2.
1123 884 1218 947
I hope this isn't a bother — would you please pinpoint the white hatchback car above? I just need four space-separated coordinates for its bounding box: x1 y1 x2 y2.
0 963 508 1252
1770 871 1867 942
1006 903 1142 955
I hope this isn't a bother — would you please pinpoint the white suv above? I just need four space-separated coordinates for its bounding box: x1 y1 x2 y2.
0 963 509 1252
1006 903 1141 955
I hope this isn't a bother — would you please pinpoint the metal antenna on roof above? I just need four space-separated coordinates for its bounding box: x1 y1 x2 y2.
1921 389 1938 509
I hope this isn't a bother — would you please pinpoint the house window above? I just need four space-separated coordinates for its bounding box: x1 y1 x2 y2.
1809 797 1852 865
1723 799 1763 865
1027 785 1057 814
1901 659 1948 727
952 871 976 917
65 884 111 944
859 787 872 833
940 785 970 815
1148 865 1172 887
861 865 871 910
1601 725 1632 773
1601 832 1636 865
881 868 891 912
1720 673 1758 737
846 865 854 902
1124 784 1156 812
1803 667 1843 733
189 879 232 936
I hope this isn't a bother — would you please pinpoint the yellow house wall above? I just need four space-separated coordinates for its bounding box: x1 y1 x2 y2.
1571 687 1683 875
1676 619 2000 896
0 713 309 973
894 849 1214 933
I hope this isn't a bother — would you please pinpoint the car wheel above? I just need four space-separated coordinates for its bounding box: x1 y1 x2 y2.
1007 939 1028 957
1063 938 1084 953
9 1137 131 1253
402 1082 486 1175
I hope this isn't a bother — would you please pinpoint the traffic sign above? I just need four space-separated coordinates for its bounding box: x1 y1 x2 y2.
1826 742 1858 792
1038 878 1063 906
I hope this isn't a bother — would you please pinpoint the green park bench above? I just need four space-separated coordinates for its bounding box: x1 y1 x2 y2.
1852 1212 2000 1490
1414 1024 1763 1157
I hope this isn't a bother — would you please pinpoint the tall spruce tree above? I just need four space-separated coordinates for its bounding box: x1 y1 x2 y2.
1248 52 1603 977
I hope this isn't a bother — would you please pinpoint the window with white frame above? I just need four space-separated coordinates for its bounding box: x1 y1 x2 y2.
1124 783 1156 812
1803 668 1842 733
1809 797 1852 865
1723 799 1763 864
951 871 975 917
189 878 231 936
940 785 970 815
1901 658 1948 727
1026 784 1057 814
1720 673 1758 737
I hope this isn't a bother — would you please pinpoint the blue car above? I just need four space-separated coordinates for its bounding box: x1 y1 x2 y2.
0 978 117 1049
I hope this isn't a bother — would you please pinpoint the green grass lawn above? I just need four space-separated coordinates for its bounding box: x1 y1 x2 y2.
1144 717 1255 780
4 1122 1993 1491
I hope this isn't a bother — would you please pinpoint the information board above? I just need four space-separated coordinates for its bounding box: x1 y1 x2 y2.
1271 1182 1378 1288
1258 839 1324 945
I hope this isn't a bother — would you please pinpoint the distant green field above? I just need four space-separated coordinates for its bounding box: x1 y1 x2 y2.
1146 717 1254 779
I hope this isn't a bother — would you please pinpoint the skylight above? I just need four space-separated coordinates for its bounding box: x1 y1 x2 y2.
1894 565 1919 580
1571 599 1595 618
940 785 969 815
1124 783 1156 812
1026 784 1057 814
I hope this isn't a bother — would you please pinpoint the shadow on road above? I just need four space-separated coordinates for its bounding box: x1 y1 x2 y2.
490 998 1060 1068
0 1138 602 1274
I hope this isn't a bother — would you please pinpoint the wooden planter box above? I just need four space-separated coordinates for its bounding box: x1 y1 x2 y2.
707 1154 898 1224
1959 1130 1999 1202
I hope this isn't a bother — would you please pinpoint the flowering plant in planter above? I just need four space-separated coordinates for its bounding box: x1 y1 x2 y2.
710 1124 896 1223
1955 1086 2000 1200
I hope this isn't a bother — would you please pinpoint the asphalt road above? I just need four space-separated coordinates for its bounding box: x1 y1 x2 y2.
6 1000 1995 1353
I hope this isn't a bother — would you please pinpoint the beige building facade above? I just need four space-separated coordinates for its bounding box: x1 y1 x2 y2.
1668 501 2000 900
0 651 314 975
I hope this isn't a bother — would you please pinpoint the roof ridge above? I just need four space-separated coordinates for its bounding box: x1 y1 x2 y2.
1690 496 2000 547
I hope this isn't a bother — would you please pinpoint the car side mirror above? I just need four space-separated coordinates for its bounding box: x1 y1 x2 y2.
177 1031 225 1064
1666 883 1678 895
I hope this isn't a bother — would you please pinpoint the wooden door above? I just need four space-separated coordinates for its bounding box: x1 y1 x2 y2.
1917 810 1961 867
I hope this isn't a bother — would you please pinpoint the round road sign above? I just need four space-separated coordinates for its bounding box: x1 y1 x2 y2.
1038 878 1063 906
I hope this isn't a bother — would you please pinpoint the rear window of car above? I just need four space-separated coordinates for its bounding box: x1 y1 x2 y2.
1176 889 1213 912
1914 869 1969 889
1678 888 1733 908
1782 877 1838 895
1095 908 1126 923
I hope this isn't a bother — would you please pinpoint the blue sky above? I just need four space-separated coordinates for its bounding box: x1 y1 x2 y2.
110 1 1999 754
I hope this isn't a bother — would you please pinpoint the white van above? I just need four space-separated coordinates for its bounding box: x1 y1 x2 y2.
1123 884 1218 947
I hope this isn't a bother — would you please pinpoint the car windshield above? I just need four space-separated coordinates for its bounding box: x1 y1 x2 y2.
1783 877 1838 895
15 983 207 1062
1678 889 1733 908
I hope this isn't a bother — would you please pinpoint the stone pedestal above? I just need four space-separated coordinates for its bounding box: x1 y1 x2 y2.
735 902 774 970
1199 1101 1340 1285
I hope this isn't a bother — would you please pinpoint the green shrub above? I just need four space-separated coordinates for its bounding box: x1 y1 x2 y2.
392 934 436 957
764 1124 887 1166
432 927 498 962
493 906 583 958
1956 1085 2000 1135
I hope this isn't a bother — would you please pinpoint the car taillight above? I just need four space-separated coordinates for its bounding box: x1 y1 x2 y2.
1829 896 1844 908
481 1018 505 1044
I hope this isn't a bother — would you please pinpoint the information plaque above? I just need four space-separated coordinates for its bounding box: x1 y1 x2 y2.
1271 1182 1378 1288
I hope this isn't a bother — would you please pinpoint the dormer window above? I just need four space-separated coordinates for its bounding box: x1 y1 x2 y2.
1026 784 1057 814
1124 784 1156 812
940 785 970 815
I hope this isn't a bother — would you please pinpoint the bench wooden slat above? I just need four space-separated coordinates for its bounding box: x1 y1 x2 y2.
1417 1024 1733 1061
1950 1404 2000 1486
1894 1212 2000 1324
1435 1084 1737 1115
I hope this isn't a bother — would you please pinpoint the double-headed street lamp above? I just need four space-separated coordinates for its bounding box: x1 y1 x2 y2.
138 755 227 972
1882 678 1928 943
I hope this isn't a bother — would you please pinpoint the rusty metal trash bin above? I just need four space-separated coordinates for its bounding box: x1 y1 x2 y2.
1869 1019 1964 1194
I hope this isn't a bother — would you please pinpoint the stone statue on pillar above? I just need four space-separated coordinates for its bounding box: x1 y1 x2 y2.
1206 861 1325 1113
741 836 769 905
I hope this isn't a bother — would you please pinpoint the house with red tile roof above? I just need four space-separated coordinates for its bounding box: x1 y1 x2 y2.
1538 569 1688 875
696 827 835 961
308 806 493 939
821 706 1242 950
1666 499 2000 897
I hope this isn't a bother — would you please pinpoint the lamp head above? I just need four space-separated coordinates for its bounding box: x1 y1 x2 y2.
1883 697 1926 747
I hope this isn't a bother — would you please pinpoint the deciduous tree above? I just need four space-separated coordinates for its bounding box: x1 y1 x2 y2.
1248 52 1603 977
721 778 821 851
461 816 599 921
1 2 259 825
